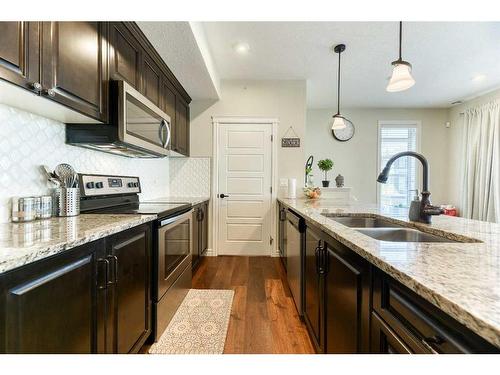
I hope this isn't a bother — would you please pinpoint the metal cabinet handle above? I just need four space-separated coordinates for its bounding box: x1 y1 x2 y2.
315 240 323 274
107 255 118 284
31 82 42 92
43 88 56 97
97 258 110 290
421 335 444 354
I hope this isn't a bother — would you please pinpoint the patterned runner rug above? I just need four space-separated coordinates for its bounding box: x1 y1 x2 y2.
149 289 234 354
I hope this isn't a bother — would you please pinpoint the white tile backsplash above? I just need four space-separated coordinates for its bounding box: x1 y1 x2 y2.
0 104 170 223
169 157 211 197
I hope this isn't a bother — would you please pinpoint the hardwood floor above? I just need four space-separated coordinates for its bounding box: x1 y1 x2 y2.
192 256 315 354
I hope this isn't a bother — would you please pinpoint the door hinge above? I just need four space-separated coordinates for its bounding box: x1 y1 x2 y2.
270 186 272 194
270 236 274 245
271 134 273 141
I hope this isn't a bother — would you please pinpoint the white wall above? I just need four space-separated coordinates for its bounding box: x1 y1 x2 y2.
306 108 450 205
190 80 307 188
446 88 500 212
0 104 170 223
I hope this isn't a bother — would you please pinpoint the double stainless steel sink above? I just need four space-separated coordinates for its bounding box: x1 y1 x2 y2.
321 213 457 243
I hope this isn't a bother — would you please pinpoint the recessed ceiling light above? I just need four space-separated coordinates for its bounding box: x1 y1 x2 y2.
471 74 486 82
233 42 250 54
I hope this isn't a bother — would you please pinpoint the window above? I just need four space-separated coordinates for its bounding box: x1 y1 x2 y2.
377 121 420 208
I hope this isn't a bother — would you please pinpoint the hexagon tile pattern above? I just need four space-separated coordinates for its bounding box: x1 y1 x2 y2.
169 157 211 197
0 104 170 223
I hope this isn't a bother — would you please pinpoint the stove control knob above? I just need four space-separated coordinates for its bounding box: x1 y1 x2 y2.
86 182 95 189
127 182 135 188
95 182 104 189
134 182 139 188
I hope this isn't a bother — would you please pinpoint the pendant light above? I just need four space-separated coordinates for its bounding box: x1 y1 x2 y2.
386 21 415 92
331 44 347 130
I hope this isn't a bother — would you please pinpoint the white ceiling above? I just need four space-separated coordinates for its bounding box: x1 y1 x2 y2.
200 22 500 108
139 22 500 108
137 22 220 100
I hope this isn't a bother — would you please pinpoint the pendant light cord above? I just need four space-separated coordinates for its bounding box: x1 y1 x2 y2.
399 21 403 61
337 48 341 115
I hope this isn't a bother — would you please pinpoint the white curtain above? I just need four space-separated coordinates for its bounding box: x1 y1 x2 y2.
461 101 500 222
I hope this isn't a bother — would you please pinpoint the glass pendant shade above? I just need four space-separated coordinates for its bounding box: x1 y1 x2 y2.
386 61 415 92
331 114 346 130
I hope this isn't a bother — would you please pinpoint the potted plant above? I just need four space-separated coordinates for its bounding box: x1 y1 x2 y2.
317 159 333 187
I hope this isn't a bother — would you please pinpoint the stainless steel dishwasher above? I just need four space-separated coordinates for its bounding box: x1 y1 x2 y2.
285 209 305 315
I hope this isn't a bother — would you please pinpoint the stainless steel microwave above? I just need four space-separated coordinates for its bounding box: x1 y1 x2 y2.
66 80 172 158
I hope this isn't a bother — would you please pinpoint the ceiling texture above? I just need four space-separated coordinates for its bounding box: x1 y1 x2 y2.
140 22 500 109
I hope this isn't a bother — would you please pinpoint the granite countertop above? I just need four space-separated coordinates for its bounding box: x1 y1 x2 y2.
278 197 500 348
144 196 210 205
0 214 156 275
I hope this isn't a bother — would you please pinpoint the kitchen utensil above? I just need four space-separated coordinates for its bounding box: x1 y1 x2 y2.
11 197 37 222
53 188 80 217
54 163 77 188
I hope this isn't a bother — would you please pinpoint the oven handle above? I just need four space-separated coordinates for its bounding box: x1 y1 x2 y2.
159 210 193 228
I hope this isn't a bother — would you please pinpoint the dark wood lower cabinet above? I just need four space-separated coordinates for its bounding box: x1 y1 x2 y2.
192 201 209 270
371 312 412 354
303 225 324 353
324 237 370 353
0 223 152 354
295 213 499 354
0 239 106 353
107 224 151 353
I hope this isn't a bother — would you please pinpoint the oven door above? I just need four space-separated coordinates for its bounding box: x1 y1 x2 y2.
116 80 171 157
157 210 192 299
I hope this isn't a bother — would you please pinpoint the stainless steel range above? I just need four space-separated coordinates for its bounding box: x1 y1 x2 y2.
79 173 193 342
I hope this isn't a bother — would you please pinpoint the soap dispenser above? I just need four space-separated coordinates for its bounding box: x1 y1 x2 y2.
408 189 420 222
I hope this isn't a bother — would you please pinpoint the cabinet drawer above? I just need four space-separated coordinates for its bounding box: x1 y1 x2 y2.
373 270 498 353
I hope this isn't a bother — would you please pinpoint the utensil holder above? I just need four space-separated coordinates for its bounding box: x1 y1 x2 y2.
53 188 80 217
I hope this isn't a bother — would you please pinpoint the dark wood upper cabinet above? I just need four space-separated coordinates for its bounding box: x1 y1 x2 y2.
175 95 190 156
0 240 106 354
108 22 142 91
0 22 41 93
142 54 161 107
41 22 108 122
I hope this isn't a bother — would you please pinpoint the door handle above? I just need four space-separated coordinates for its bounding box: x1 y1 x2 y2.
315 240 323 274
219 193 229 199
158 121 165 146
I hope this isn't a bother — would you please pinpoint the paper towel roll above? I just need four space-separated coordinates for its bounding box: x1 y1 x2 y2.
287 178 297 199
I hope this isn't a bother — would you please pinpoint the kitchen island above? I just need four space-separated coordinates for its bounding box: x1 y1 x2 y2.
278 197 500 352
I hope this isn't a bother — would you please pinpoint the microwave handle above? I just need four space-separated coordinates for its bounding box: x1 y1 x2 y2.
158 121 166 146
164 119 171 149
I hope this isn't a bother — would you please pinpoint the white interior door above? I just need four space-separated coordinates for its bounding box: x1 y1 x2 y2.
217 123 273 255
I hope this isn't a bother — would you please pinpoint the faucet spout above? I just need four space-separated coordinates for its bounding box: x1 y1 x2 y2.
377 151 442 223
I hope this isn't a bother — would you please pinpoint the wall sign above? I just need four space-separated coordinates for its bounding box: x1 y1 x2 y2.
281 126 300 148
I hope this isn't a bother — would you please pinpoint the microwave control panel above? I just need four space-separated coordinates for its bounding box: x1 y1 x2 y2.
79 174 141 197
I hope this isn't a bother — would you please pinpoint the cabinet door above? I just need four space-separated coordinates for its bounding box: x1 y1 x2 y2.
142 54 161 107
200 202 209 255
324 240 370 353
278 203 286 259
0 21 41 93
371 312 412 354
108 22 142 90
0 241 106 354
107 224 151 353
192 206 200 269
175 95 190 156
41 22 108 122
303 226 324 353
